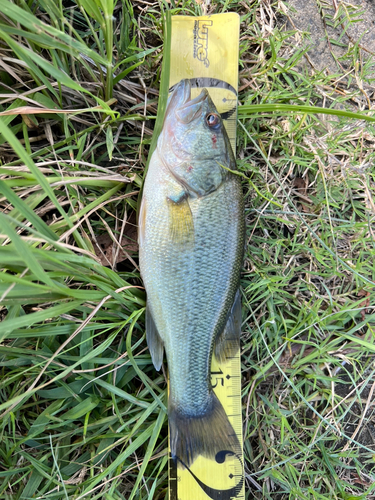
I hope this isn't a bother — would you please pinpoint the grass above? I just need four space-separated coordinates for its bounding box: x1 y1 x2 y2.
0 0 375 499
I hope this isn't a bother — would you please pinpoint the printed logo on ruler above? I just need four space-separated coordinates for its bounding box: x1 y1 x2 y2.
193 20 213 68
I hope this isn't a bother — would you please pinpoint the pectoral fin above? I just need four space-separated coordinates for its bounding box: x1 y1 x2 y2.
146 306 164 371
214 290 241 364
168 195 194 245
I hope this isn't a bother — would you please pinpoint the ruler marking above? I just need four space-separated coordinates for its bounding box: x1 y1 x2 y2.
168 13 244 500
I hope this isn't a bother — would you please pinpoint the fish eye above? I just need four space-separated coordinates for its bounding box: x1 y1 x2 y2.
206 113 220 128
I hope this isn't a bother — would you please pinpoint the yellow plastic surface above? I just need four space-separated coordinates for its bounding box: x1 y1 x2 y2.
168 13 244 500
170 13 239 154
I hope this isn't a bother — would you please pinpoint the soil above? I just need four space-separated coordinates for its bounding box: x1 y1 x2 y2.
284 0 375 77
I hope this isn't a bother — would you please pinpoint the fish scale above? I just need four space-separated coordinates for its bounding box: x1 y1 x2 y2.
139 78 245 468
159 190 240 413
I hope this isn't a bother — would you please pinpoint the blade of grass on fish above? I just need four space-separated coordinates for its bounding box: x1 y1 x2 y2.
219 163 283 208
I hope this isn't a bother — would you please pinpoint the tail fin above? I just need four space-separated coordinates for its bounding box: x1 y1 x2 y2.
169 391 241 468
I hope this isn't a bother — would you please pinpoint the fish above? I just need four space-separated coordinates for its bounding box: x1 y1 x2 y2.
138 79 245 468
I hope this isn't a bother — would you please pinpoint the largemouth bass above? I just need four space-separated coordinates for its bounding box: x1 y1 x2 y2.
138 79 245 467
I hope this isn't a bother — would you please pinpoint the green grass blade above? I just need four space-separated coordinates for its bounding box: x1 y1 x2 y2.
239 103 375 122
0 180 58 241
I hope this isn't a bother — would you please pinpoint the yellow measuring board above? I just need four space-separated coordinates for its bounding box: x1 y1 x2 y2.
168 13 244 500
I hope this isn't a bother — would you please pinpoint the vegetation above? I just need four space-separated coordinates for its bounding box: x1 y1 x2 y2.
1 0 375 498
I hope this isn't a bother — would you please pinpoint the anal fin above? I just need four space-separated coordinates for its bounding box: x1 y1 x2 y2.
146 306 164 371
215 289 241 364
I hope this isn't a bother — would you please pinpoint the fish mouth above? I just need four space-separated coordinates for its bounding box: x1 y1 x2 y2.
167 80 208 124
